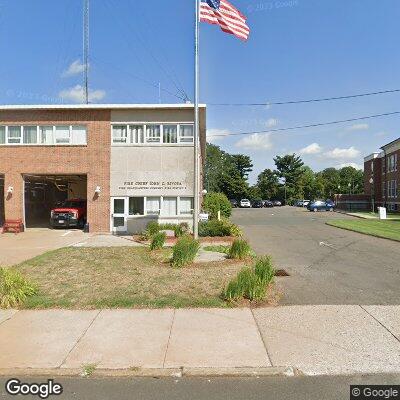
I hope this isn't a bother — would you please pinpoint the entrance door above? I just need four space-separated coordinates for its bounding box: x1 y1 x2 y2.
111 197 127 233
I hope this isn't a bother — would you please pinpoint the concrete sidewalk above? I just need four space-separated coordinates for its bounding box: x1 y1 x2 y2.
0 306 399 376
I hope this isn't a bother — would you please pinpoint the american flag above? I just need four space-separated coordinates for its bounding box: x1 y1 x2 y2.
200 0 250 41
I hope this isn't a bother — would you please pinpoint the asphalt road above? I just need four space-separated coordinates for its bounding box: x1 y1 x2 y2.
232 207 400 305
1 374 400 400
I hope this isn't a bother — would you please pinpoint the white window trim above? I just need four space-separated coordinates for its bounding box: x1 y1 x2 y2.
123 196 194 218
0 125 87 146
111 122 195 146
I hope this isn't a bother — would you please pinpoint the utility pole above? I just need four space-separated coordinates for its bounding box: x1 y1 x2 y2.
193 0 200 239
83 0 90 104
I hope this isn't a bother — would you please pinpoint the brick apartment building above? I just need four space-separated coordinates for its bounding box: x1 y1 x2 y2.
0 104 206 233
364 137 399 212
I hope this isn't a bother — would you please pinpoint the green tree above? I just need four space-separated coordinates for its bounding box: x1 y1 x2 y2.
257 169 279 199
274 154 305 202
339 166 364 194
230 154 253 179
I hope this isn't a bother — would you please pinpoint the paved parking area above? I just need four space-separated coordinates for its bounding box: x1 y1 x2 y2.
232 207 400 305
0 228 89 266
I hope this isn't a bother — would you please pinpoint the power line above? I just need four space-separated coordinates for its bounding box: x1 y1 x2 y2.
208 111 400 137
209 88 400 107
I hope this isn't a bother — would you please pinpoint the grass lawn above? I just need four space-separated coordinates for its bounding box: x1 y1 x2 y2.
12 247 246 309
327 219 400 241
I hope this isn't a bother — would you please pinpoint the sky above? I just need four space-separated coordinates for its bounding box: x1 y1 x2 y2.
1 0 400 183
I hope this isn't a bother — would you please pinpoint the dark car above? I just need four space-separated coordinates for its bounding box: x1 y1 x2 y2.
252 200 264 208
273 200 282 207
50 199 87 228
307 200 335 212
230 199 239 208
264 200 274 208
295 200 304 207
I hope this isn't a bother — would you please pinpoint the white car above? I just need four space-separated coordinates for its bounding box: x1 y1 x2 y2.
240 199 251 208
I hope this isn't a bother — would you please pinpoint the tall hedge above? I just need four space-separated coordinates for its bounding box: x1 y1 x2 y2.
203 192 232 219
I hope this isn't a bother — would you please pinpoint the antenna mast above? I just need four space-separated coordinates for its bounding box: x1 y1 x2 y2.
83 0 90 104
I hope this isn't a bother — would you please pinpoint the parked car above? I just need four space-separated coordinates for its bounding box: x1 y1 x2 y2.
50 199 87 228
295 200 304 207
240 199 251 208
325 199 336 208
273 200 282 207
264 200 274 208
307 200 335 212
252 200 264 208
229 199 239 208
303 200 311 208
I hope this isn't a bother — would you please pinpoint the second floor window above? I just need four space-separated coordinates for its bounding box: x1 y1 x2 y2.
0 125 87 145
112 124 195 145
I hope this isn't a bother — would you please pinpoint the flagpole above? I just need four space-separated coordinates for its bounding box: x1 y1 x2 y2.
193 0 200 239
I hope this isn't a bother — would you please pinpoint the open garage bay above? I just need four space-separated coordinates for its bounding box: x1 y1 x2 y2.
23 174 87 229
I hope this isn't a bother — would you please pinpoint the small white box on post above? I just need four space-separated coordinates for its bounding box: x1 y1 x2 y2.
378 207 387 220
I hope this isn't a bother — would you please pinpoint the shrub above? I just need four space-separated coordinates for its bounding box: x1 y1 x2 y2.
147 221 160 236
0 268 37 308
223 267 266 302
150 231 166 251
143 222 190 240
171 235 200 268
254 256 275 285
198 219 241 237
203 193 232 219
228 239 251 260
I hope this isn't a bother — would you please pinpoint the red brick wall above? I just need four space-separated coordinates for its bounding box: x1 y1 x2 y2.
0 109 111 232
364 157 383 203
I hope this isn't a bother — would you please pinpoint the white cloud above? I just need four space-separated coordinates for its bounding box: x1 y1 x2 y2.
59 85 106 103
324 146 360 160
374 131 388 137
347 123 369 131
337 162 363 170
299 142 322 155
62 60 87 77
206 128 230 143
235 133 272 151
265 118 278 128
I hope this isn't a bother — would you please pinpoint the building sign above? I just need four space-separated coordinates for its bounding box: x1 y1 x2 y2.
118 181 188 191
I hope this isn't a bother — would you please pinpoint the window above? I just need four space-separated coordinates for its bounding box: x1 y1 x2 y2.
23 126 38 144
162 197 177 216
0 126 5 144
129 197 144 215
179 125 194 143
394 154 398 172
40 126 54 144
112 125 127 143
180 197 194 215
146 197 160 215
382 182 386 198
72 126 87 145
146 125 161 143
7 126 22 144
163 125 178 144
130 125 144 144
55 126 70 144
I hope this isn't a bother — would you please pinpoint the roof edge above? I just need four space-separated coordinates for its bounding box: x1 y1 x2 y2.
0 103 207 111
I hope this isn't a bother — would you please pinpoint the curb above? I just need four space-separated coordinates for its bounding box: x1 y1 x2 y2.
0 366 301 378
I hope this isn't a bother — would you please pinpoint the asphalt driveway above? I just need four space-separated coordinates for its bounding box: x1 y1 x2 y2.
232 207 400 305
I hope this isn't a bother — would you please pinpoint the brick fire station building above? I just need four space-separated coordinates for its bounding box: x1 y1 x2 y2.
364 137 399 212
0 104 206 233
